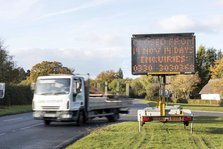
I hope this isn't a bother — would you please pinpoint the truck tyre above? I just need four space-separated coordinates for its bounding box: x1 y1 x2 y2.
107 113 119 122
44 120 51 126
77 111 85 126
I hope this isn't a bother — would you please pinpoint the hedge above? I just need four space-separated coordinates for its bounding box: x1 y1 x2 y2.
188 99 220 105
1 84 33 106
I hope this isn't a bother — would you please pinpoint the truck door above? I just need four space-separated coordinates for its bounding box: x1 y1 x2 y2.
72 78 85 110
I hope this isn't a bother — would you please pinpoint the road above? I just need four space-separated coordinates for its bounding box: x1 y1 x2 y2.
0 99 222 149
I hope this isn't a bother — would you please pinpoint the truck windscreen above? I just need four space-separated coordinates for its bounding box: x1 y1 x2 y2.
35 78 71 95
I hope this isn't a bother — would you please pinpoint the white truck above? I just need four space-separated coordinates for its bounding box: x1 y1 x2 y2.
32 75 132 125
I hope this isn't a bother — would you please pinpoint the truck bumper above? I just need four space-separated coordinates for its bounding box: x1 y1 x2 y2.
33 111 78 121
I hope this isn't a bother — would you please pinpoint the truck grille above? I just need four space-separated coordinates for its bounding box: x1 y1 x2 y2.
42 106 60 110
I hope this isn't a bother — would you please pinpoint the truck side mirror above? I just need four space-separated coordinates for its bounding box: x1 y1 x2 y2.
76 81 81 91
0 83 5 99
73 80 82 96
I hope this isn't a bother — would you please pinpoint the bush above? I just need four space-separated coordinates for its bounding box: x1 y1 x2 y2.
220 99 223 106
2 84 33 106
176 98 188 103
188 99 219 105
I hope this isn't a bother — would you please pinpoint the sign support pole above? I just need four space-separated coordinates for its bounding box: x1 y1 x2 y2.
160 75 166 116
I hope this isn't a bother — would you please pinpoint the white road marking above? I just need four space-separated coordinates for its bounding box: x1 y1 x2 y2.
3 117 23 122
20 123 42 130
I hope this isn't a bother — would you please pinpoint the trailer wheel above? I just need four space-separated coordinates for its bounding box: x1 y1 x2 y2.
44 120 51 126
77 111 85 126
184 121 189 126
107 113 119 122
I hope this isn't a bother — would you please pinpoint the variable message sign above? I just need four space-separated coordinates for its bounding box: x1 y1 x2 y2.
131 33 195 75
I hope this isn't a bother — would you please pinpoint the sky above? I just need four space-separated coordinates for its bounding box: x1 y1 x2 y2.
0 0 223 78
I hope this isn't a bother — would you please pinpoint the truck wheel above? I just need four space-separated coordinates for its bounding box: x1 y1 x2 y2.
44 120 51 126
107 113 119 122
77 111 85 126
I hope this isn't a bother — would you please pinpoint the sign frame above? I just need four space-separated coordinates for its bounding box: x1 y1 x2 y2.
131 33 196 75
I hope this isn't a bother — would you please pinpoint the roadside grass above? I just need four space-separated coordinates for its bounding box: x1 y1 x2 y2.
180 104 223 112
139 100 223 112
0 105 32 116
67 117 223 149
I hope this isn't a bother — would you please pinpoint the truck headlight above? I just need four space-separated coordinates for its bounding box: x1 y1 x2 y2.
61 113 72 118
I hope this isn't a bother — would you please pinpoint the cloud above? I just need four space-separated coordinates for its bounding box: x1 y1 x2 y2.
159 14 223 33
207 15 223 30
0 0 39 21
217 0 223 5
159 15 196 31
35 0 110 21
11 46 129 71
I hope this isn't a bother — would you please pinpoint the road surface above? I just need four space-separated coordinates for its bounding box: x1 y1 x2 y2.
0 99 222 149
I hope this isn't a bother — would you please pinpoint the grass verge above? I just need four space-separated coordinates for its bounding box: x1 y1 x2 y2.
67 117 223 149
0 105 32 116
139 100 223 112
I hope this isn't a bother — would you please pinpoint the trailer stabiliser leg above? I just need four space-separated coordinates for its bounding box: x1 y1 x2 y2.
190 121 193 134
138 114 141 132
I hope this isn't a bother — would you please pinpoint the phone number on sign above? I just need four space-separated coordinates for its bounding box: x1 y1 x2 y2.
133 64 194 73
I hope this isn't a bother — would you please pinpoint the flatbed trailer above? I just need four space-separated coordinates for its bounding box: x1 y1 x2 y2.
137 106 193 133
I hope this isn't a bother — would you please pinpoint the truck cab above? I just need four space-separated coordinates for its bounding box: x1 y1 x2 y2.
32 75 86 125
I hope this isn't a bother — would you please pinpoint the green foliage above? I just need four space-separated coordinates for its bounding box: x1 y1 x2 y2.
116 68 123 79
2 84 33 106
210 57 223 79
109 79 128 95
168 74 200 101
68 117 223 149
206 48 217 66
0 40 26 83
139 75 159 100
176 98 188 103
96 70 117 84
27 61 73 83
130 78 145 98
220 99 223 107
195 45 219 95
89 79 105 93
188 99 219 105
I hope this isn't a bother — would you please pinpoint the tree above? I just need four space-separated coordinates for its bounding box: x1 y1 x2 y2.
206 48 217 67
96 70 117 84
168 74 200 101
210 57 223 79
109 79 128 95
209 57 223 106
0 40 26 83
195 45 218 96
196 45 208 88
130 78 146 98
116 68 123 79
139 75 159 100
27 61 73 83
217 50 223 60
